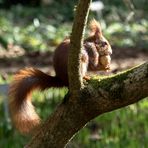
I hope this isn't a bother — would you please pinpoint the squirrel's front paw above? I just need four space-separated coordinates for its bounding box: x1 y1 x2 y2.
83 75 90 81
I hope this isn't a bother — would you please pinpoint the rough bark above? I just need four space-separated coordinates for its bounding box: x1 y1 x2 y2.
26 62 148 148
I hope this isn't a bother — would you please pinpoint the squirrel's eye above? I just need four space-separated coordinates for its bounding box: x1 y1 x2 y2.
101 41 107 47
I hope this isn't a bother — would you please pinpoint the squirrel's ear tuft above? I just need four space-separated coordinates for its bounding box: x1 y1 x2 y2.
89 19 102 37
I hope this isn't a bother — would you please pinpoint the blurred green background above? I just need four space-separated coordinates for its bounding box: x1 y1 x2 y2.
0 0 148 147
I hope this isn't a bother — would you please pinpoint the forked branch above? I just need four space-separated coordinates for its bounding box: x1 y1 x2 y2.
26 62 148 148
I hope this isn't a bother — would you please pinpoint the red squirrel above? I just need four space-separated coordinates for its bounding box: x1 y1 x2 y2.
9 19 112 134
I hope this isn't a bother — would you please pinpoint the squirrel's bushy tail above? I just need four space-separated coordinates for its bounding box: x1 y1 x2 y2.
9 68 64 134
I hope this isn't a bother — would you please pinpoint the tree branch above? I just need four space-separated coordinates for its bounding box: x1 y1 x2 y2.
68 0 92 93
26 62 148 148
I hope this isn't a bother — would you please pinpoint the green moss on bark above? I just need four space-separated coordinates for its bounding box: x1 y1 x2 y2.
87 68 137 99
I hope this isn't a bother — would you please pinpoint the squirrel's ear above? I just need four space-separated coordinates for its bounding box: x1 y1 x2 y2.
89 19 102 37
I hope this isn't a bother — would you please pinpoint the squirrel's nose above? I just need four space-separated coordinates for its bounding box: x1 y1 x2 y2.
105 48 112 55
108 48 112 55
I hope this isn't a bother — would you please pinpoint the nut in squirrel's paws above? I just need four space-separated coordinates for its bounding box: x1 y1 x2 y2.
99 55 111 71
